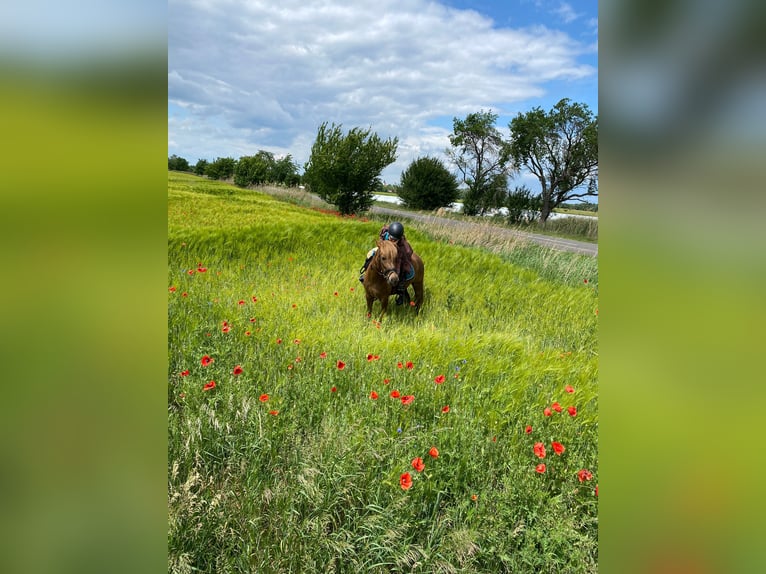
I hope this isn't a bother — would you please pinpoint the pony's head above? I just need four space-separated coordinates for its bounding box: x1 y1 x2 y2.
375 238 399 287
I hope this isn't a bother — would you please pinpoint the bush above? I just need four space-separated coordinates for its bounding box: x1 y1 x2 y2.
205 157 236 180
168 154 190 172
398 156 460 211
193 159 208 176
506 185 542 224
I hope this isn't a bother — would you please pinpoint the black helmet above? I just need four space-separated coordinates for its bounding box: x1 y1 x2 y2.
388 221 404 240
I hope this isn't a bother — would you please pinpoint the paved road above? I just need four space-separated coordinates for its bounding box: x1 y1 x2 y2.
371 205 598 257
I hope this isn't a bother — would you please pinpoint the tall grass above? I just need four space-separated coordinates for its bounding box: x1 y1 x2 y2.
168 172 598 572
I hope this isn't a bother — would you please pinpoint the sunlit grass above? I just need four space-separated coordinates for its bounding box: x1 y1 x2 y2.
168 172 598 572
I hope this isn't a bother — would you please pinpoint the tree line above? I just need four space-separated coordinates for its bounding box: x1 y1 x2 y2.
169 98 597 223
168 151 301 187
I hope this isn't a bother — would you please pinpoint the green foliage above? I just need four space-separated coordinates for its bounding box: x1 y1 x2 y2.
168 154 190 172
508 99 598 222
204 156 237 180
506 185 542 224
447 110 513 216
168 172 598 572
398 156 460 210
193 158 208 176
234 150 274 187
303 122 398 215
234 151 301 188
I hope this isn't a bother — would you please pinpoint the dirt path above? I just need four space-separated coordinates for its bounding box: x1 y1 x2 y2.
371 205 598 257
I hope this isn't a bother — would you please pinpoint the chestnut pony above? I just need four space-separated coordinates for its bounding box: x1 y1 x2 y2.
363 238 424 319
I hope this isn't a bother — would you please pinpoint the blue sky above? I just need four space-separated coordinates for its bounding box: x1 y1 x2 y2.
168 0 597 186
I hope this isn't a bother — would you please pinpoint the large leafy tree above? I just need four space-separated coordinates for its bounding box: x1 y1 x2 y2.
508 98 598 222
446 110 513 216
398 156 459 211
168 154 190 172
303 122 398 215
234 151 275 187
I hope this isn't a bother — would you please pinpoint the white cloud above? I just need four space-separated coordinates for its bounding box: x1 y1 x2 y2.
554 3 580 24
168 0 596 182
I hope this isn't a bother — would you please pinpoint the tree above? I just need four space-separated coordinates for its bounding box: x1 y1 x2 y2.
508 98 598 222
271 154 301 186
205 157 236 180
193 159 208 176
505 185 542 224
398 156 459 211
446 110 513 216
168 154 190 171
303 122 398 215
234 151 274 187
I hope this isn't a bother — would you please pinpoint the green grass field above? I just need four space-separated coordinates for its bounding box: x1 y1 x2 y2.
168 172 598 572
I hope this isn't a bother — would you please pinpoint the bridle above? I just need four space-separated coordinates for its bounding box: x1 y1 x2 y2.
372 242 398 282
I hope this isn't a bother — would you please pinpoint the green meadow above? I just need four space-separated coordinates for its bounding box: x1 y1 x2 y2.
168 172 598 573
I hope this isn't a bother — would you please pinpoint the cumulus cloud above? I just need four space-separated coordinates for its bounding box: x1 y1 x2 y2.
168 0 596 181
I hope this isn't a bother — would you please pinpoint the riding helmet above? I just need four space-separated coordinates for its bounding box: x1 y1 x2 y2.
388 221 404 240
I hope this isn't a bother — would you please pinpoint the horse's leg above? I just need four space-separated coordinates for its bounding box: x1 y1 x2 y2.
365 292 375 318
379 294 390 320
412 273 424 314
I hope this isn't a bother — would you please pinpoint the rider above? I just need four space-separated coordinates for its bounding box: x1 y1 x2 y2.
359 221 414 305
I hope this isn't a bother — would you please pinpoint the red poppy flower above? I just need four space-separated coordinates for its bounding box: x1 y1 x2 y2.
276 338 282 344
551 441 565 455
383 378 390 385
269 410 279 416
434 374 446 384
168 286 177 292
367 354 374 361
565 385 575 394
292 304 297 308
390 390 400 399
222 325 230 333
287 364 293 371
336 360 346 370
400 472 413 490
411 457 425 472
410 301 416 307
350 287 354 292
533 442 546 459
567 406 577 417
397 362 403 369
187 269 195 275
259 394 269 402
595 485 598 497
428 446 439 459
401 395 414 405
250 317 257 323
252 296 258 302
201 355 214 367
442 405 450 413
180 370 190 377
179 392 186 399
197 266 207 273
334 291 338 296
584 278 588 284
370 391 378 400
543 408 552 417
245 331 251 336
552 402 562 413
405 361 414 370
238 300 245 306
293 339 301 344
203 381 216 391
577 469 593 483
182 292 188 297
232 365 243 376
535 463 546 474
525 425 533 434
320 352 327 359
331 386 337 393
